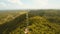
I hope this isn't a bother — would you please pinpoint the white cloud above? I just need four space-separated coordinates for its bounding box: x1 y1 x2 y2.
0 0 49 9
0 2 7 7
33 0 48 5
9 0 60 9
20 0 48 9
45 4 60 9
7 0 23 5
0 0 24 9
32 0 48 9
0 0 60 9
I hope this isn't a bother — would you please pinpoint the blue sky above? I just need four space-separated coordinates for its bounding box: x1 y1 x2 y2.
0 0 60 10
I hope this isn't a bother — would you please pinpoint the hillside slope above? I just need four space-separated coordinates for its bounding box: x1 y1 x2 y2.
0 11 27 34
9 16 60 34
0 10 60 34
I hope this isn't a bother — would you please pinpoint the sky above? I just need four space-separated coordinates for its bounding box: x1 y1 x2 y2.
0 0 60 10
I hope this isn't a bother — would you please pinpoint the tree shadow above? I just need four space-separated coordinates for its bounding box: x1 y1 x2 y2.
0 14 26 34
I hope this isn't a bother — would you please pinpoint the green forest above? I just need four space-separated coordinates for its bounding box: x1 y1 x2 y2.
0 10 60 34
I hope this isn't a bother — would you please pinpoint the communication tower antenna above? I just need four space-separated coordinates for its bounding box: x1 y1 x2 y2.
24 10 29 34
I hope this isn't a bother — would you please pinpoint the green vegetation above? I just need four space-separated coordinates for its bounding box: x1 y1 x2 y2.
0 10 60 34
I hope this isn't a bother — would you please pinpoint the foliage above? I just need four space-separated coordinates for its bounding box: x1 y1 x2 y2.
0 10 60 34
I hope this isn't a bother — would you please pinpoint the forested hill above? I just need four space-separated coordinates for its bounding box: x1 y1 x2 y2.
0 10 60 34
0 13 27 34
0 11 27 34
